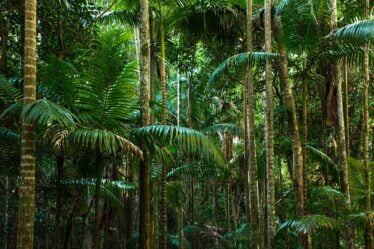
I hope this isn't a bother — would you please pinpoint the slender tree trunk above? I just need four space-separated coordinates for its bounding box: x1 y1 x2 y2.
363 1 372 248
139 0 151 248
264 0 275 247
160 6 169 248
343 59 349 155
246 1 260 248
149 11 155 125
53 155 64 249
330 1 354 248
16 0 37 248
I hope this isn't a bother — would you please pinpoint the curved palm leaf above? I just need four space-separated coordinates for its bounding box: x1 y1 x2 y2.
21 99 77 128
208 52 279 84
132 125 225 167
277 215 340 234
329 19 374 43
69 129 143 158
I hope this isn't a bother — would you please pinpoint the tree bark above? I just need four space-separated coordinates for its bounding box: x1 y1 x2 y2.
16 0 37 248
139 0 151 248
160 5 169 248
264 0 275 248
363 1 372 248
330 1 354 248
246 1 260 248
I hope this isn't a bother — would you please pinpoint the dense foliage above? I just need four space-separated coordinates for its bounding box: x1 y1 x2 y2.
0 0 373 249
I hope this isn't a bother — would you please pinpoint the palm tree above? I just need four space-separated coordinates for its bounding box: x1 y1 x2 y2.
330 1 354 248
245 1 260 248
264 0 276 248
363 1 372 248
16 0 37 248
139 1 151 249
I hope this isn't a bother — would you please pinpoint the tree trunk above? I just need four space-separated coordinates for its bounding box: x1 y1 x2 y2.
92 177 102 249
53 155 64 249
177 208 184 249
16 0 37 248
139 0 151 248
330 1 354 248
343 59 349 155
246 1 260 248
264 0 275 247
363 1 372 248
160 6 169 248
275 34 305 248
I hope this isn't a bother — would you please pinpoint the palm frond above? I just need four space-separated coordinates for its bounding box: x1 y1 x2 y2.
69 129 143 158
21 99 77 128
329 19 374 43
132 125 225 167
0 128 20 143
277 215 340 234
306 145 336 171
208 52 280 85
0 77 22 103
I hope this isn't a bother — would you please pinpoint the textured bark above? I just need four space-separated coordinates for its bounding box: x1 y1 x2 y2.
246 1 260 248
160 8 169 248
363 1 372 248
139 0 151 248
16 0 37 248
343 60 350 155
149 11 155 125
177 208 184 249
264 0 275 248
330 1 354 248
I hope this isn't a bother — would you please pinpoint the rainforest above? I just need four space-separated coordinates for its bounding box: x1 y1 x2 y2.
0 0 373 249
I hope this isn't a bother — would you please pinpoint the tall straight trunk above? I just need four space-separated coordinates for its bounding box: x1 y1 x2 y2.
330 1 354 248
139 0 151 248
343 60 349 155
92 176 102 249
160 5 168 248
264 0 275 248
149 11 155 125
16 0 37 248
363 1 372 248
246 1 260 248
53 155 64 249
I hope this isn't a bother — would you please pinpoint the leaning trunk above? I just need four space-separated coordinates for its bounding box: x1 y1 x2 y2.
16 0 37 248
